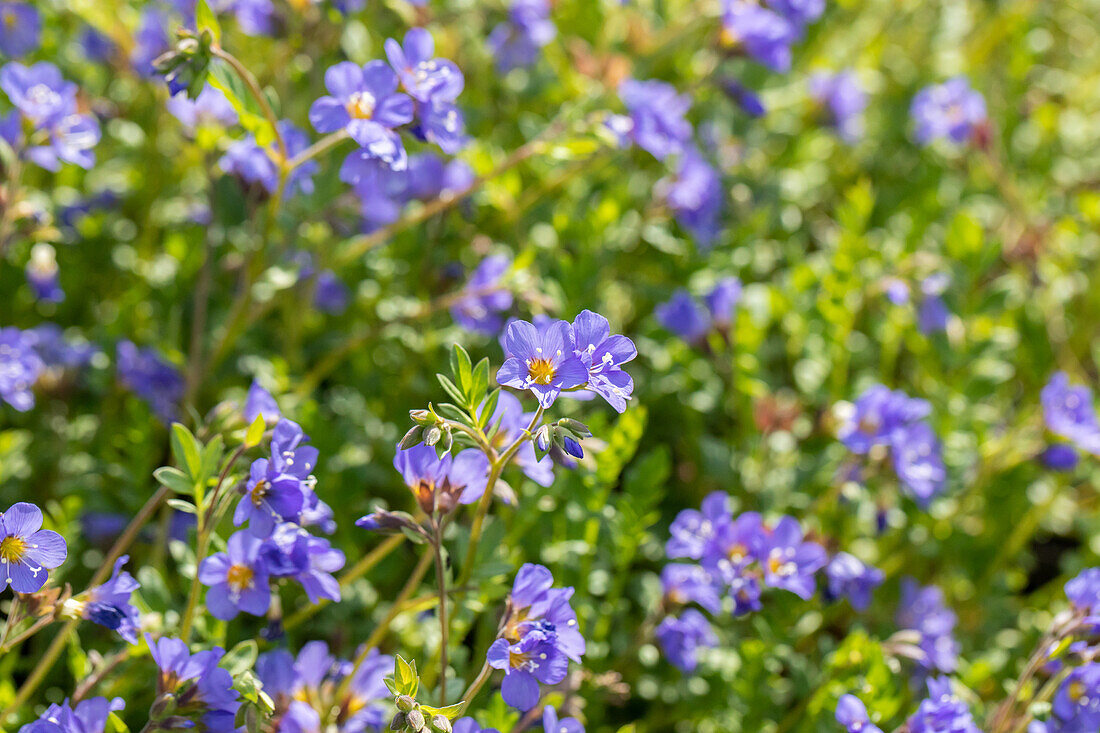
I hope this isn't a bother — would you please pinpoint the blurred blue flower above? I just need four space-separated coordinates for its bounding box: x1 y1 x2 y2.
656 609 717 672
116 340 183 422
1042 372 1100 456
487 0 557 72
25 243 64 303
20 697 125 733
0 327 44 411
310 61 413 169
0 3 40 58
659 149 723 247
77 555 141 644
450 254 514 335
809 70 866 143
618 78 693 161
910 77 986 146
897 579 959 675
655 290 712 342
907 677 980 733
720 1 797 72
836 694 882 733
825 552 884 610
147 635 240 729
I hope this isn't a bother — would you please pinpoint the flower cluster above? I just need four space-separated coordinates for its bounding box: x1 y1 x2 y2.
896 579 960 676
1040 372 1100 469
147 635 241 729
719 0 825 73
497 311 636 412
487 564 585 710
655 279 742 343
256 642 393 732
838 385 946 506
0 61 100 171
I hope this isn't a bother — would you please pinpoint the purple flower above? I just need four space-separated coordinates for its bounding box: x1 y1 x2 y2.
1040 444 1078 472
839 385 932 454
503 564 585 662
454 719 501 733
897 580 959 674
656 609 717 672
884 277 911 304
910 77 986 146
655 290 712 343
146 634 241 728
131 9 171 78
497 319 589 408
261 523 345 604
618 79 693 161
384 28 464 104
166 85 238 131
759 516 826 599
1051 662 1100 731
825 552 884 611
79 27 115 62
76 555 141 643
235 457 305 537
487 0 557 73
244 380 281 424
666 491 731 560
22 697 125 733
489 624 569 710
25 243 64 303
542 706 584 733
313 271 350 314
25 324 98 370
809 70 866 143
389 443 490 512
720 1 797 72
705 277 742 326
721 80 767 117
450 255 514 335
1065 567 1100 619
571 310 636 413
661 563 722 614
0 62 99 171
198 530 271 620
414 98 467 154
917 274 950 334
220 120 318 196
0 3 40 58
217 0 276 36
836 695 882 733
658 149 723 246
310 60 413 169
0 327 44 411
892 422 947 505
907 677 980 733
116 340 184 422
1042 373 1100 455
768 0 825 26
0 502 66 594
700 510 764 578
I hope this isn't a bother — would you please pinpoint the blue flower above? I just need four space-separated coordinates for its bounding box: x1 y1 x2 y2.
244 380 281 424
1065 567 1100 622
147 635 240 729
839 385 932 454
835 694 882 733
656 609 717 672
76 555 141 643
0 327 44 411
384 443 491 513
897 579 959 675
0 3 41 57
825 552 884 611
666 491 731 560
1040 444 1079 472
1051 662 1100 731
720 1 797 72
0 502 67 593
910 77 986 146
658 149 723 247
481 391 555 487
809 70 866 143
488 624 569 710
19 697 125 733
759 516 826 600
198 530 271 620
917 274 950 334
131 9 170 77
542 706 584 733
314 271 350 314
488 0 557 72
907 677 980 733
1042 372 1100 456
0 62 99 171
571 310 636 413
234 457 305 538
892 422 947 505
220 120 318 196
618 79 693 161
661 563 722 614
705 277 742 327
655 290 711 342
450 255 514 335
166 85 238 131
259 523 344 603
503 564 585 662
310 61 414 169
721 80 767 117
385 28 464 104
497 319 589 408
454 719 501 733
25 243 64 303
116 340 184 422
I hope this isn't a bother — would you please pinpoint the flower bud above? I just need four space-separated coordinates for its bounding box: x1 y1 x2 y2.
410 409 433 425
396 695 416 713
534 424 552 453
406 708 426 732
557 418 592 438
562 435 584 459
399 426 424 450
430 715 452 733
424 426 442 446
390 712 407 730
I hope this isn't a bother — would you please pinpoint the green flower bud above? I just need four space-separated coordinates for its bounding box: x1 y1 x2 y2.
399 426 424 450
396 695 416 713
390 712 407 730
406 708 426 732
430 714 452 733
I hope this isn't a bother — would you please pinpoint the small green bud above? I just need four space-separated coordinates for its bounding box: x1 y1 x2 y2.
557 418 592 438
396 695 416 713
390 712 407 730
406 708 426 732
399 426 424 450
410 409 434 425
430 714 452 733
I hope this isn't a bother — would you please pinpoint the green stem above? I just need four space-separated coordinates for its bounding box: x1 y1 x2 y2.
0 596 21 650
433 522 450 703
287 129 349 170
212 47 285 161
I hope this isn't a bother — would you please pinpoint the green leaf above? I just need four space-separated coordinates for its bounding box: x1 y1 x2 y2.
478 388 501 428
394 655 419 698
384 677 399 696
195 0 221 42
166 498 197 514
468 357 489 407
207 59 275 146
154 466 194 495
202 434 225 480
223 640 259 676
436 374 467 408
244 415 266 448
450 343 473 394
171 423 203 480
420 703 464 721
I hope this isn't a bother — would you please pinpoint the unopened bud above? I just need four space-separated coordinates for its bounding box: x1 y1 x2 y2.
410 409 433 425
534 424 551 453
424 426 442 446
562 435 584 459
430 715 452 733
399 426 424 450
390 712 407 730
406 708 426 732
557 418 592 438
396 695 416 713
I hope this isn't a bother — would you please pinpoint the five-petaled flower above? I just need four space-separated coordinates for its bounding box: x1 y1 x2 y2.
497 319 589 408
0 502 67 594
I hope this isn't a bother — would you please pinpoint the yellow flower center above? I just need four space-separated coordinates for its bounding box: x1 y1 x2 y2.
1070 681 1086 702
509 649 531 670
346 91 376 120
2 12 15 29
527 358 557 385
227 564 254 592
250 479 268 506
728 544 748 564
504 607 531 642
0 536 28 563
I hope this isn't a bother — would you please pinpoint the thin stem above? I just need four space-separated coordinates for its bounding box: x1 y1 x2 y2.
212 47 286 161
287 129 349 170
433 522 450 703
457 407 544 588
336 549 434 701
456 660 493 717
2 617 80 718
0 596 21 650
283 534 406 631
93 485 172 588
0 614 53 654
